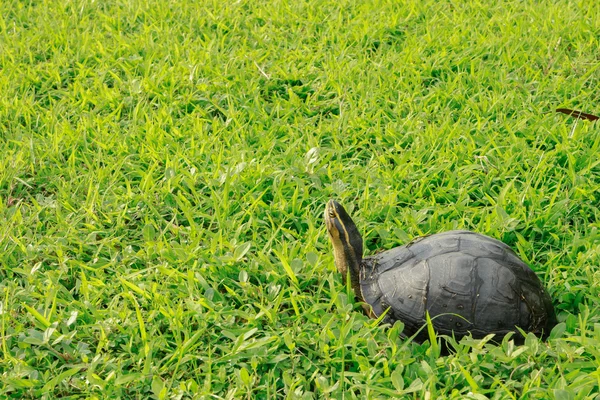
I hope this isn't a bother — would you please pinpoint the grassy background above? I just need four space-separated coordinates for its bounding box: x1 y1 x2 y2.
1 0 600 398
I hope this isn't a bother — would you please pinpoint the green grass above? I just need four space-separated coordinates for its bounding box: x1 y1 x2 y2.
1 0 600 398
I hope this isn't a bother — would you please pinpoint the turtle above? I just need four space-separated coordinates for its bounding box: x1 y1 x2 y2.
324 199 556 343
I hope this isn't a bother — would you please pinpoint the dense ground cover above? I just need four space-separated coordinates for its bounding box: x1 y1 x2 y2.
1 0 599 398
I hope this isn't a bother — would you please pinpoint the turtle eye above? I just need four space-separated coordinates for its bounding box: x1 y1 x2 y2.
328 209 336 218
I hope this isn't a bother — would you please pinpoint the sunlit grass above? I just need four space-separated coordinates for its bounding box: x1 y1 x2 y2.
1 0 599 398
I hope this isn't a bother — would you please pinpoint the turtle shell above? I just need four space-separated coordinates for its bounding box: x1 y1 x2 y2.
359 230 556 342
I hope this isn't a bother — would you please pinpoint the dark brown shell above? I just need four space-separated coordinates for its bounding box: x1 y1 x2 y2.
360 230 556 342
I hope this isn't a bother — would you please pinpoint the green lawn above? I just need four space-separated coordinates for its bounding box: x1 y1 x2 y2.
1 0 600 398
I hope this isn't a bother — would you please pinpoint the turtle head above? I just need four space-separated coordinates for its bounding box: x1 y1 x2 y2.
325 199 364 283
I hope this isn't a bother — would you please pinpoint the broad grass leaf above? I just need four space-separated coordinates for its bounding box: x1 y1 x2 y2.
274 249 299 286
550 322 566 339
566 314 578 333
21 329 45 345
234 242 252 261
457 363 480 392
239 367 251 386
151 376 166 400
65 311 78 326
524 332 539 355
306 251 319 266
391 367 404 391
115 373 143 385
425 312 440 357
42 367 82 392
23 304 51 328
553 388 575 400
142 224 156 241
